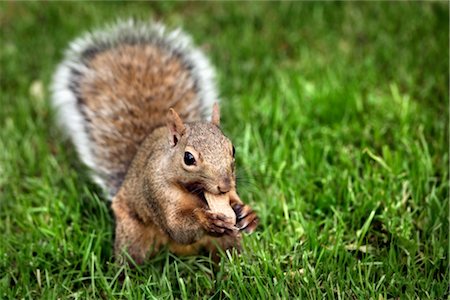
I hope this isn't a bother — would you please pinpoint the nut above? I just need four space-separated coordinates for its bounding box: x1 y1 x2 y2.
203 192 236 225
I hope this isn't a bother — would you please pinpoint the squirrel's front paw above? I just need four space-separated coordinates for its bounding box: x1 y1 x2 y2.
231 203 259 234
196 209 239 237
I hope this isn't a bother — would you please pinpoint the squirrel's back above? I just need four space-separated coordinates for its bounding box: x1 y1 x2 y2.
51 20 218 199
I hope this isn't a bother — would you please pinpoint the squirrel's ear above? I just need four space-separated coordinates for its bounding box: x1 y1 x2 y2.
211 102 220 126
167 108 186 146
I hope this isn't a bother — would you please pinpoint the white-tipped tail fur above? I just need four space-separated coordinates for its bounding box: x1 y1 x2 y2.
51 20 219 199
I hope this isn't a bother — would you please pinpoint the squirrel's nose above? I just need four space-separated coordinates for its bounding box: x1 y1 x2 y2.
217 178 231 193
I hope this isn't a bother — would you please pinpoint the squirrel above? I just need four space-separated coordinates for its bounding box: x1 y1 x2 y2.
51 20 258 264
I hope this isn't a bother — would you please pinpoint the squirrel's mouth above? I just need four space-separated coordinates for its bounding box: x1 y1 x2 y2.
184 182 208 206
198 191 208 205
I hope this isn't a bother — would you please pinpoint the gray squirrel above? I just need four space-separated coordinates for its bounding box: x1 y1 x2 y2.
51 20 258 264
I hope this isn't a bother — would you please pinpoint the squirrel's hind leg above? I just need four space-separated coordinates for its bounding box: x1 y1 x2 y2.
112 192 168 265
168 235 242 263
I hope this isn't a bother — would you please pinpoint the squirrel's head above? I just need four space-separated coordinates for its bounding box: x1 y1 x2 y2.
166 103 236 195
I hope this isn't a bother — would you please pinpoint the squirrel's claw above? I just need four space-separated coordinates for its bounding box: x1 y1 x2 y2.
238 213 259 233
202 210 239 237
232 203 259 234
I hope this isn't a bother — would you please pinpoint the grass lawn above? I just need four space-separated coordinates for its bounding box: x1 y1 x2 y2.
0 2 448 299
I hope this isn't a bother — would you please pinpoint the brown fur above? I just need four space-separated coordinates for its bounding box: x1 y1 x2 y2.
66 34 258 264
79 44 202 191
111 113 258 264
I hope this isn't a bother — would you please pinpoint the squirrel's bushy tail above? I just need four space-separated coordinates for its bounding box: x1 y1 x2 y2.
51 20 218 199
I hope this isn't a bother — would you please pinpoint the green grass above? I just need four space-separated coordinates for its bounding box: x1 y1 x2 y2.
1 2 448 299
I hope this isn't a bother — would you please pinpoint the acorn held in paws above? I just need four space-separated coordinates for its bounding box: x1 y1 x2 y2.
204 192 237 225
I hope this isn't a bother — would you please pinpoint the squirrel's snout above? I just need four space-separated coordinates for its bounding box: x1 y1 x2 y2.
217 177 231 194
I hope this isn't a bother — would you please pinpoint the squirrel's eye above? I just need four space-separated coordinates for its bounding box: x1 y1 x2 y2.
184 152 196 166
232 146 235 158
